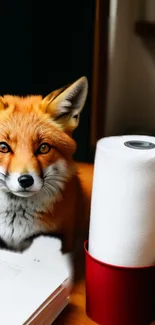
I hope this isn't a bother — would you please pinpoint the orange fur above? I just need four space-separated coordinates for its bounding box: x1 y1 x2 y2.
0 77 94 252
37 163 94 251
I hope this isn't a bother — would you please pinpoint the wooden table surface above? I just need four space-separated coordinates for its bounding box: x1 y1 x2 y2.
54 243 96 325
54 279 95 325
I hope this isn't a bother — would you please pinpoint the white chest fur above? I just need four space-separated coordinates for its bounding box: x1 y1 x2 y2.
0 190 51 251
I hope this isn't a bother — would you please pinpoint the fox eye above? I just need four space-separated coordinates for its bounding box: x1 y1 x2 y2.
0 142 11 153
37 143 51 155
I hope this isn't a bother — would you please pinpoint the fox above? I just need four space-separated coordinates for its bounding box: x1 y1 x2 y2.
0 76 94 253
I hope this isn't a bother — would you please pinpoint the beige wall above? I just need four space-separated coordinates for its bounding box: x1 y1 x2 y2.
105 0 155 136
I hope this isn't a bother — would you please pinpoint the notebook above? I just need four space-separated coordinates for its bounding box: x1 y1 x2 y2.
0 236 72 325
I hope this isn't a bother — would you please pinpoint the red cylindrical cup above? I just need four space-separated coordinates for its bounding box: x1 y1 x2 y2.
85 241 155 325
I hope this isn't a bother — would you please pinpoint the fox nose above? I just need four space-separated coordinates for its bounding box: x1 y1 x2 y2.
18 174 34 188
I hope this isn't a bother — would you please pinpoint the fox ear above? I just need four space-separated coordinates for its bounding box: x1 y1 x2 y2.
41 77 88 133
0 97 5 111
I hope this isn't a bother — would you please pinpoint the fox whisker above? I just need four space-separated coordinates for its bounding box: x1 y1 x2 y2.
44 173 67 182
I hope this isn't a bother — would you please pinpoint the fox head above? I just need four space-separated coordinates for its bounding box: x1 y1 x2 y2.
0 76 88 198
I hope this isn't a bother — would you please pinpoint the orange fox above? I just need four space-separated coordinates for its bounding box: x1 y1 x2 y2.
0 77 93 252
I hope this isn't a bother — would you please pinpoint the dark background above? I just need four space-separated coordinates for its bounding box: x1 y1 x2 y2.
0 0 95 162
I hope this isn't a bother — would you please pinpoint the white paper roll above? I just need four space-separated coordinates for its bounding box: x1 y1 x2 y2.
88 135 155 267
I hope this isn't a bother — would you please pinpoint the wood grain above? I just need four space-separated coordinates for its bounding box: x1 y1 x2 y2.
90 0 109 146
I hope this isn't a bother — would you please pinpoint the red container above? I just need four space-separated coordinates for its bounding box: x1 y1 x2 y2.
85 241 155 325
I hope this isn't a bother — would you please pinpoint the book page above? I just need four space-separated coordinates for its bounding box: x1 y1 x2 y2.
0 237 72 325
0 260 22 281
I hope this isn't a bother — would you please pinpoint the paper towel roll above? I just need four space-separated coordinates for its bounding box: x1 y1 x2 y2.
88 135 155 267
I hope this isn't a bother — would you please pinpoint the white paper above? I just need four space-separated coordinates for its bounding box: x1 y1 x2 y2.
89 135 155 267
0 237 72 325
